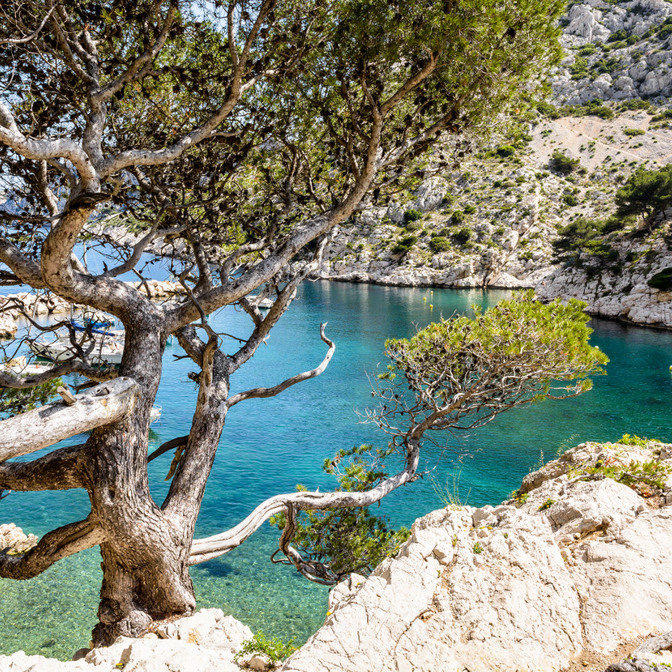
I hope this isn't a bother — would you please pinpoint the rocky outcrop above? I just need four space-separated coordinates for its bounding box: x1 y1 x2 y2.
0 609 255 672
0 313 17 338
553 0 672 104
0 523 38 554
279 439 672 672
536 218 672 329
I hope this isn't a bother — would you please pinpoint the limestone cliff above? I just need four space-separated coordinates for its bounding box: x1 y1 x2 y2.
314 0 672 328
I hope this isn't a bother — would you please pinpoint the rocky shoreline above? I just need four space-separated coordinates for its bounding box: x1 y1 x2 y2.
3 438 672 671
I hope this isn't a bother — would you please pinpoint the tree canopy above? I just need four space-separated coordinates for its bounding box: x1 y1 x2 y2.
0 0 567 645
275 292 608 582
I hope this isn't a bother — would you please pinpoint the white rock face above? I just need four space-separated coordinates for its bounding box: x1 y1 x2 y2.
0 313 17 338
536 242 672 329
0 523 38 554
279 440 672 672
552 0 672 103
0 609 253 672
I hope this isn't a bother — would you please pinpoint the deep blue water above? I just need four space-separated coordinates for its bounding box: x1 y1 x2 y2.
1 281 672 659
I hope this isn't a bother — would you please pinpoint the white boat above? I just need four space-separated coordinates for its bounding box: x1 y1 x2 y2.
150 406 162 424
257 297 274 310
29 332 124 366
2 356 54 377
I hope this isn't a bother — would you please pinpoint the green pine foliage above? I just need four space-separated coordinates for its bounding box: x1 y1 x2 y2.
384 291 608 410
615 165 672 222
0 378 63 417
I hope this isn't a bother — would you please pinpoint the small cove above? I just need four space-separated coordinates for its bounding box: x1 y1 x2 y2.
1 280 671 659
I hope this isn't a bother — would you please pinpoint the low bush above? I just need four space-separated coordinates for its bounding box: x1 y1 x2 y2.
404 208 423 223
451 228 472 245
391 234 418 255
550 150 580 175
496 145 516 158
647 267 672 291
429 236 451 253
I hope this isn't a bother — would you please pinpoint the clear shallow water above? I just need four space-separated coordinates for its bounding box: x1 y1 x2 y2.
1 281 672 659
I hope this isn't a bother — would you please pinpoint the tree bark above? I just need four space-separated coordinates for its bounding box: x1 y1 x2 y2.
79 317 198 645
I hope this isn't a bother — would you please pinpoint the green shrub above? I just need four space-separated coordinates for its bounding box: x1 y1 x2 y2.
536 101 560 119
538 498 556 511
561 101 614 120
463 204 476 214
570 56 589 80
233 631 297 664
451 210 465 225
473 542 484 554
550 150 580 175
576 43 597 56
404 208 423 223
647 267 672 291
623 128 645 137
652 110 672 123
451 228 472 245
615 165 672 222
391 234 418 255
563 193 579 206
429 236 451 253
496 145 516 157
618 100 653 112
607 28 628 43
617 434 652 447
553 217 617 262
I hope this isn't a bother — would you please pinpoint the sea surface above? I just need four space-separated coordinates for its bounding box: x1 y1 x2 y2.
1 280 672 660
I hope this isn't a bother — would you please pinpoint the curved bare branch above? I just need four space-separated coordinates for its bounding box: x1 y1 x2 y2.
188 437 420 566
0 101 98 187
0 6 54 44
0 360 117 389
228 323 334 407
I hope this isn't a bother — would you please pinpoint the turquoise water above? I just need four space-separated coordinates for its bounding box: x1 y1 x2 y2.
1 281 672 659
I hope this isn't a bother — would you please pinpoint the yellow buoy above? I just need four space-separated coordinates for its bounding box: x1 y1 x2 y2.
429 303 434 310
423 297 427 302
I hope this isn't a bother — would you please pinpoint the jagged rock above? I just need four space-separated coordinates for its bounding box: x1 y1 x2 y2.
279 440 672 672
0 609 252 672
536 241 672 329
606 631 672 671
280 506 582 672
0 523 38 554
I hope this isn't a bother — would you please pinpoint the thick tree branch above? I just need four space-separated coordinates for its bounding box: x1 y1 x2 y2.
0 443 86 491
0 237 46 288
0 101 98 187
0 517 105 580
0 377 140 463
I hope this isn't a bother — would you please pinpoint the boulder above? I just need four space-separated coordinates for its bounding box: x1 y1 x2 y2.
0 609 252 672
